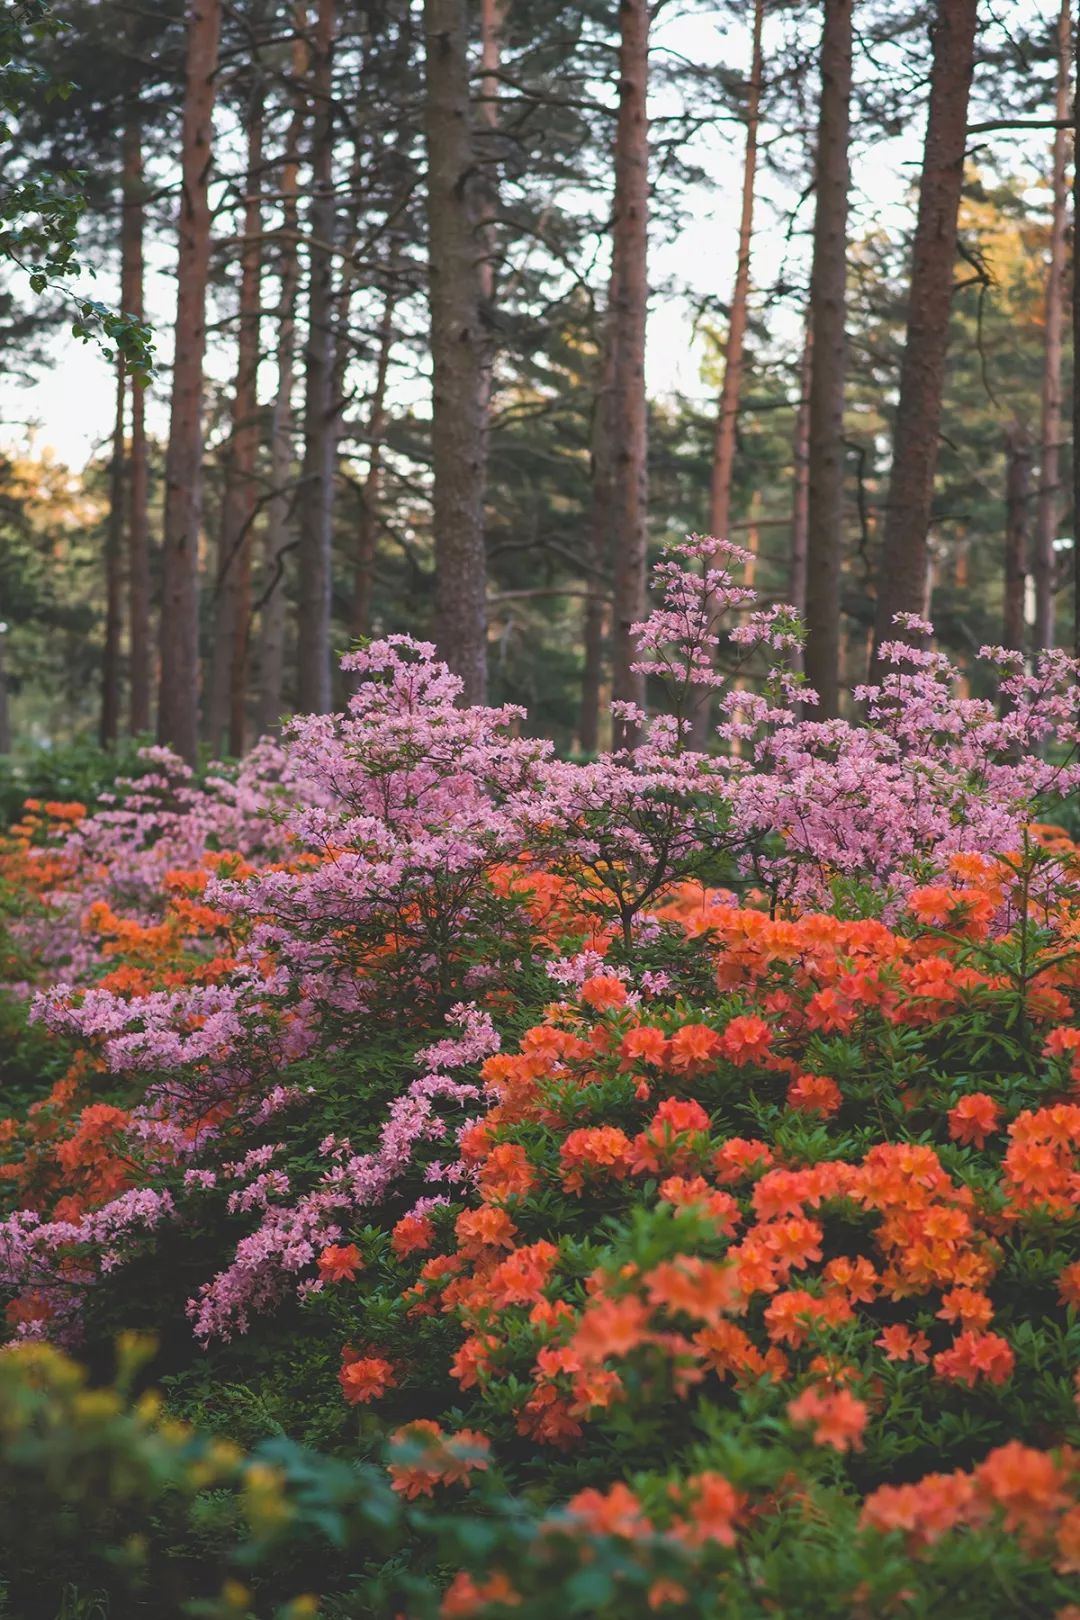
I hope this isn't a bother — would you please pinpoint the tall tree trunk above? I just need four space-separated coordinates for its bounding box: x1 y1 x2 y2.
256 12 305 736
352 291 396 642
609 0 650 739
1034 0 1071 654
578 290 617 754
1003 423 1031 654
122 109 151 736
478 0 505 309
296 0 336 715
157 0 222 764
687 0 764 746
1075 2 1080 659
789 314 813 621
206 96 264 755
871 0 979 662
0 625 9 755
100 358 125 747
423 0 489 702
803 0 853 718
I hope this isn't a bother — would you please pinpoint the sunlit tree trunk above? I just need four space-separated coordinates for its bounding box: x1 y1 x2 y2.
788 315 813 626
207 95 264 755
122 109 151 736
100 358 125 747
688 0 764 746
1003 423 1031 654
871 0 979 662
609 0 650 739
803 0 853 717
423 0 489 702
158 0 222 764
1034 0 1070 654
352 292 396 642
256 12 305 737
296 0 336 715
578 289 617 755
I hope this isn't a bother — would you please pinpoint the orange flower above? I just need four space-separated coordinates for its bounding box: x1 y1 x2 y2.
937 1287 993 1330
667 1022 722 1074
560 1125 634 1193
947 1093 1001 1148
645 1256 739 1324
580 973 628 1010
339 1350 396 1404
1056 1505 1080 1575
620 1025 670 1067
673 1470 742 1546
933 1331 1014 1387
1059 1260 1080 1309
786 1073 842 1115
441 1571 520 1617
787 1385 867 1451
875 1324 930 1364
317 1243 363 1283
478 1141 536 1202
391 1214 436 1259
573 1294 650 1363
455 1206 518 1255
975 1441 1069 1533
658 1175 740 1234
720 1015 772 1066
566 1481 652 1538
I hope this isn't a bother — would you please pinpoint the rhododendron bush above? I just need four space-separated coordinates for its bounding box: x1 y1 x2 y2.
2 540 1080 1617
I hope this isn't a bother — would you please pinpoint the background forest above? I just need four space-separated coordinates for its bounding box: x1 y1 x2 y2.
0 0 1075 764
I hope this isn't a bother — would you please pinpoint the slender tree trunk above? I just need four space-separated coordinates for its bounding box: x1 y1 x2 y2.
0 627 9 755
803 0 853 718
157 0 221 764
255 12 305 736
206 96 264 755
423 0 489 702
296 0 336 715
1035 0 1071 654
478 0 505 309
578 290 617 754
352 292 396 642
1003 423 1031 654
687 0 764 746
789 315 813 620
100 358 125 747
122 110 151 736
1074 3 1080 658
609 0 650 739
871 0 979 662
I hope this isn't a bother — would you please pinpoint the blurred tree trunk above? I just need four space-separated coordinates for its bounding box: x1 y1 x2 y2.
423 0 489 703
100 358 125 747
803 0 853 719
256 11 305 737
1003 423 1031 653
1034 0 1070 654
352 292 396 642
123 109 151 736
207 94 264 756
478 0 505 310
871 0 979 663
578 289 617 755
1075 0 1080 658
788 315 813 626
296 0 336 716
688 0 764 747
158 0 222 764
609 0 650 740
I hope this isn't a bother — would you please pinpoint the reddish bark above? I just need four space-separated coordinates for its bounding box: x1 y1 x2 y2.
1003 424 1032 654
157 0 222 764
122 110 151 736
1033 0 1071 653
803 0 853 718
296 0 336 716
609 0 650 738
871 0 979 662
423 0 489 703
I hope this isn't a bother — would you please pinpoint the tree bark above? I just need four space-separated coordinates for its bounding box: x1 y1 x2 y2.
1034 0 1071 654
157 0 221 764
1003 423 1031 654
255 10 305 737
423 0 489 703
478 0 505 309
296 0 336 716
1075 1 1080 659
789 314 813 622
578 287 617 756
688 0 764 746
871 0 979 663
100 356 125 748
609 0 650 738
206 97 264 756
122 109 151 736
352 291 396 642
803 0 853 718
